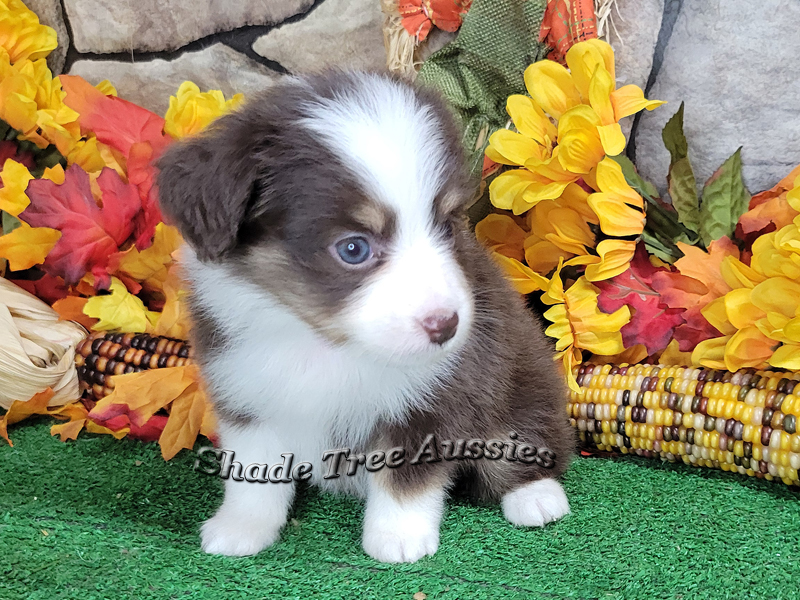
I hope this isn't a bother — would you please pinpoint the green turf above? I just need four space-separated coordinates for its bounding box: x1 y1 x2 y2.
1 420 799 600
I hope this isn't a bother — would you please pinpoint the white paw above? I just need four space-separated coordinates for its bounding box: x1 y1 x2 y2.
200 510 283 557
501 478 570 527
362 525 439 563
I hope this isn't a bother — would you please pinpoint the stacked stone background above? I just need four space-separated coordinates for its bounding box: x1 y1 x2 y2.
31 0 800 195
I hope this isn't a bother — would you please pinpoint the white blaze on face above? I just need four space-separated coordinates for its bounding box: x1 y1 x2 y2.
299 73 474 362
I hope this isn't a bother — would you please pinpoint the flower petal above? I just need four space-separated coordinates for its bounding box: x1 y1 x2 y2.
610 85 666 121
597 123 626 156
724 326 775 371
486 129 543 166
506 95 557 146
565 39 616 100
488 169 537 211
584 239 637 282
524 60 581 119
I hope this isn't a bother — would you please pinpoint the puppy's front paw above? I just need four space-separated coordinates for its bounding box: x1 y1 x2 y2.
502 478 570 527
200 510 283 557
362 525 439 563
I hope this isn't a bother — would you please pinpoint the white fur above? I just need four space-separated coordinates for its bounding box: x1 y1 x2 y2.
501 479 571 527
362 476 445 563
299 73 474 363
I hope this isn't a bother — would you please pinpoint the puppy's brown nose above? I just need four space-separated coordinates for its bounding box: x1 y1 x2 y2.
421 312 459 345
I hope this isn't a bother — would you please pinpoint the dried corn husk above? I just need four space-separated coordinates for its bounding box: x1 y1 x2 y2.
0 278 87 409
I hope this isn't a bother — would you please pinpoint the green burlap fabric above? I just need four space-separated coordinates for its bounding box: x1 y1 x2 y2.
417 0 550 176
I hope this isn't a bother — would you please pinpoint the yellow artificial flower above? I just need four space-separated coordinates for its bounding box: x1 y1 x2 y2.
587 157 646 237
491 253 548 295
524 39 663 175
750 226 800 279
543 270 630 392
0 49 80 153
584 239 637 282
164 81 244 139
723 326 776 372
691 336 729 370
0 0 57 63
474 213 527 263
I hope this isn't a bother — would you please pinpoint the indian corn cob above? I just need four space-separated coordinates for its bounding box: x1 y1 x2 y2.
75 332 193 400
570 363 800 486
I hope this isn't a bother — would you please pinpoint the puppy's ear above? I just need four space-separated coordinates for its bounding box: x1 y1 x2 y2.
156 112 264 261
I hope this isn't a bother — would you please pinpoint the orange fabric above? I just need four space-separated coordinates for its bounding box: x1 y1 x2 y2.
539 0 597 64
399 0 473 41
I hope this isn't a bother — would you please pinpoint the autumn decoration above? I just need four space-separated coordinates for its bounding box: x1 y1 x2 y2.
3 0 800 482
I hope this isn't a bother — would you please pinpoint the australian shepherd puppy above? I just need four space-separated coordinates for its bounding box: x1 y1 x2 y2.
156 71 574 564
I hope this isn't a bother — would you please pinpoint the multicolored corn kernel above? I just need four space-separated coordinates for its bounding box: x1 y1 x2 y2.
569 364 800 486
75 332 194 400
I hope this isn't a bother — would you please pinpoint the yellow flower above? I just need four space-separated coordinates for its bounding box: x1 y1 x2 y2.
524 39 663 174
723 326 776 371
584 239 637 282
750 226 800 279
543 271 630 392
0 0 57 63
491 253 549 295
164 81 244 139
587 157 646 237
0 49 80 152
474 213 527 263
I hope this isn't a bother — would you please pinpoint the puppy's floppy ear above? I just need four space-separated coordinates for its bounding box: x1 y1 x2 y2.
156 112 264 261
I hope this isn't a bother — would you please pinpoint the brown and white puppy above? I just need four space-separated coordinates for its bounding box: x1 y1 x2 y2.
157 71 575 564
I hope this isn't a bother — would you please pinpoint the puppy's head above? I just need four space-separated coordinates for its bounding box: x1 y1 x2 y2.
157 72 478 366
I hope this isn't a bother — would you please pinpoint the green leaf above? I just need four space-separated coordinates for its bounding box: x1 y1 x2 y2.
698 148 751 246
611 155 658 200
662 102 689 164
642 230 683 264
667 156 701 234
1 210 20 235
661 102 702 236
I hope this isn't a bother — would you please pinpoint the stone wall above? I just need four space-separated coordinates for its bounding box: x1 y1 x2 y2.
33 0 800 195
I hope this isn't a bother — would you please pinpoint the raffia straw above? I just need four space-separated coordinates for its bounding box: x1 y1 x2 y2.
381 0 420 79
0 278 87 409
595 0 621 42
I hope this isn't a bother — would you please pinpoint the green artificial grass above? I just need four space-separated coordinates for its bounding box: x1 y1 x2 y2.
2 420 799 600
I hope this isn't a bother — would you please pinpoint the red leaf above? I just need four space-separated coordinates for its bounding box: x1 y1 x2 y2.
91 412 167 442
20 164 142 288
8 273 68 304
60 76 171 160
0 141 35 169
595 244 685 355
60 76 171 249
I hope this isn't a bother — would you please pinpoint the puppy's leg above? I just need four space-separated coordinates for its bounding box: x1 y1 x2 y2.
501 478 570 527
362 470 451 564
201 421 295 556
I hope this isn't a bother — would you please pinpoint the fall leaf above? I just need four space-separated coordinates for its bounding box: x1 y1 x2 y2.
21 164 141 287
0 221 61 270
0 388 54 446
83 277 153 332
60 75 171 249
159 380 209 460
116 223 183 284
595 244 684 355
51 295 98 329
674 237 738 300
88 365 213 459
153 270 191 338
8 274 68 305
49 402 89 442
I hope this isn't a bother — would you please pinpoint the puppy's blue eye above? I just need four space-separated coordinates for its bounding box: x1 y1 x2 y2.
335 236 372 265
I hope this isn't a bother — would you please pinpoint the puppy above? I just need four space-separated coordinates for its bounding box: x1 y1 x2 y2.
156 71 575 564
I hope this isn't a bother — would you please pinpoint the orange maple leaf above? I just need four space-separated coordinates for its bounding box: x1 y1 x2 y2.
51 296 99 330
674 238 739 300
0 388 55 446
